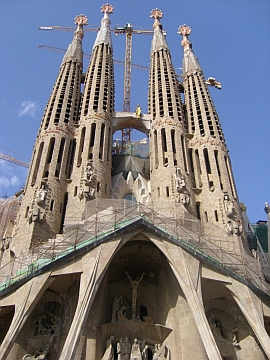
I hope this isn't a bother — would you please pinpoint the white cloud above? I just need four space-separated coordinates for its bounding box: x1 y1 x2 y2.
19 101 38 118
0 176 10 188
10 175 20 186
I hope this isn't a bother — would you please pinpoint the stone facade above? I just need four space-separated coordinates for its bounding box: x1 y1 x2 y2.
0 6 270 360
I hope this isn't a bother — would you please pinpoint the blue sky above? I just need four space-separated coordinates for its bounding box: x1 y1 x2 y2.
0 0 269 223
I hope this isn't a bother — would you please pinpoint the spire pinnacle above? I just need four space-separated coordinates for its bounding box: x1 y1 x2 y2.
61 14 87 67
150 8 168 54
178 24 202 76
178 24 192 51
73 14 88 41
93 3 113 49
101 3 114 14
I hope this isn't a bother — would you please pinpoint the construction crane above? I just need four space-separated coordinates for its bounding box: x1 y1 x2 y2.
38 45 150 72
0 153 29 168
113 23 153 147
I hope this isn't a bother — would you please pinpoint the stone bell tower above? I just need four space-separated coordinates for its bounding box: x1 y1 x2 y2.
179 24 248 254
10 15 86 255
65 4 115 221
148 10 195 214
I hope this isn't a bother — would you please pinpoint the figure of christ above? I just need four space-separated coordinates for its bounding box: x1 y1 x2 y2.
125 271 145 315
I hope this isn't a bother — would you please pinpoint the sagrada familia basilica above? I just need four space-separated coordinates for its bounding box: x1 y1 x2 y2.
0 4 269 360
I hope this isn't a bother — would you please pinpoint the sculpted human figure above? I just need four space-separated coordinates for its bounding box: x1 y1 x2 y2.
125 271 145 315
130 338 142 360
36 185 47 206
101 335 114 360
141 340 149 360
224 193 235 218
122 337 131 360
117 338 124 360
80 160 96 199
135 104 142 119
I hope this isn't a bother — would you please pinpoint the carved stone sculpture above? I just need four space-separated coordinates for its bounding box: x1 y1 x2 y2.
101 335 114 360
28 184 47 223
153 343 171 359
117 338 124 360
125 271 145 318
174 167 190 205
79 161 96 200
36 185 47 206
22 344 50 360
122 337 131 360
130 338 142 360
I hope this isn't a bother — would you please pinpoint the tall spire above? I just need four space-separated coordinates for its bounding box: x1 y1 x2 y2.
179 24 245 249
178 25 202 77
150 8 169 54
61 14 87 66
93 3 113 49
148 9 195 214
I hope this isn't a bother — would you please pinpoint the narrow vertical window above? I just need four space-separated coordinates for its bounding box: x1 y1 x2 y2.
77 127 85 166
31 142 44 185
196 202 201 220
99 123 105 160
181 135 187 172
88 123 96 159
55 137 65 178
154 130 158 169
161 128 168 165
66 139 76 179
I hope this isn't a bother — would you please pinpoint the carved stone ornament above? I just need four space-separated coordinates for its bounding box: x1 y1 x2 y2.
79 161 96 200
174 167 190 205
150 8 163 19
74 14 88 26
101 3 114 14
177 24 192 36
28 183 48 223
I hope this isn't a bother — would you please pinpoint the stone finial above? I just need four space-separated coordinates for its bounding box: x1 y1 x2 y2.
150 8 163 31
178 24 192 50
93 4 113 49
265 202 270 214
74 14 88 26
73 14 88 41
101 3 114 14
150 8 163 20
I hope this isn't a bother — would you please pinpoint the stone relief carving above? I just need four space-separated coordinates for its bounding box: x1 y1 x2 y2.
101 336 169 360
112 294 128 323
22 344 50 360
33 313 60 336
208 314 241 353
79 160 96 200
28 183 48 223
223 194 242 236
174 167 190 205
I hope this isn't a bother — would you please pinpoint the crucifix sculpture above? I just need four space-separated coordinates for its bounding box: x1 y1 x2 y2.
125 271 145 318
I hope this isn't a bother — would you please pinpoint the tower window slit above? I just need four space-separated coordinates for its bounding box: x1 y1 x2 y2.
99 123 105 160
203 148 211 174
154 130 158 169
188 149 196 187
31 142 44 185
77 127 85 166
214 150 223 190
196 202 201 220
161 128 167 166
55 137 65 178
171 129 176 154
181 135 187 172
